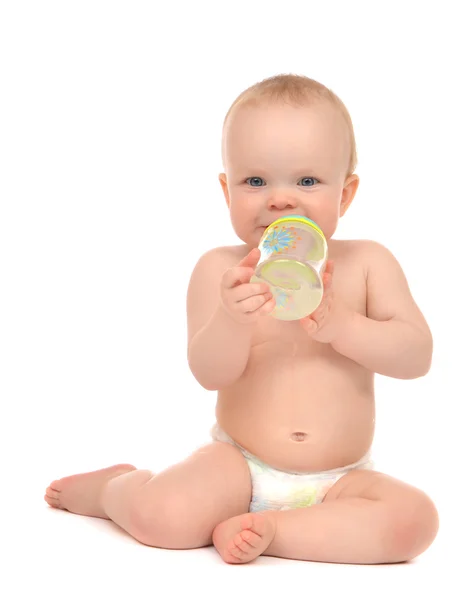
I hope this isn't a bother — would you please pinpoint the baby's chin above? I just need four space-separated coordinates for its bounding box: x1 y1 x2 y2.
252 227 267 245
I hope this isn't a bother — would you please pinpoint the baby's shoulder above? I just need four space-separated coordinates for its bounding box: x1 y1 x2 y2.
195 244 248 267
189 245 248 283
331 238 394 263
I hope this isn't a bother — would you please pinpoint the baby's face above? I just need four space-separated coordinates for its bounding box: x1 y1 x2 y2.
220 102 357 246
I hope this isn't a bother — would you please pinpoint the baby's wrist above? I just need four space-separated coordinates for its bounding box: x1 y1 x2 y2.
330 308 357 347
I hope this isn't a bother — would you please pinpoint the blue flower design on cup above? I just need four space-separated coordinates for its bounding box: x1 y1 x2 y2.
262 227 296 254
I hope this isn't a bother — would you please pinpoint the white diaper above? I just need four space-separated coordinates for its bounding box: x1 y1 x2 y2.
210 423 374 512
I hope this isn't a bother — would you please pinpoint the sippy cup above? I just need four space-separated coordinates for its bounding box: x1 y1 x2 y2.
250 215 328 321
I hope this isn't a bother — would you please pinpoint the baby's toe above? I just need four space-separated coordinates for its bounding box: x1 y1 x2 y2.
44 483 62 508
44 493 61 508
244 512 268 537
46 486 59 499
227 540 245 561
233 533 254 553
240 528 259 547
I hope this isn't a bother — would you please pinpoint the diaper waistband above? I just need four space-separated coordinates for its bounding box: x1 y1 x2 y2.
210 422 373 476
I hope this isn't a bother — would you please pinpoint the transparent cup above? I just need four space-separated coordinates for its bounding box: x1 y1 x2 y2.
251 216 327 321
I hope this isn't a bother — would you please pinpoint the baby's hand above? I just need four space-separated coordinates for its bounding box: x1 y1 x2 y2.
299 260 353 343
220 248 276 324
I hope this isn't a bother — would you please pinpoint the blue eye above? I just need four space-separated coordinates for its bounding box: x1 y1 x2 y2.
299 177 319 187
246 177 265 187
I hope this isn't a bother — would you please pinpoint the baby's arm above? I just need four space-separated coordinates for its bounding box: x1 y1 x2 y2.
331 241 433 379
186 248 254 391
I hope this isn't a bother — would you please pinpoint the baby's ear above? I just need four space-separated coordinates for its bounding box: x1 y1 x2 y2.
340 174 359 216
219 173 230 208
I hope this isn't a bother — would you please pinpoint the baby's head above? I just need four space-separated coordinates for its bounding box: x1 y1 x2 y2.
219 74 360 245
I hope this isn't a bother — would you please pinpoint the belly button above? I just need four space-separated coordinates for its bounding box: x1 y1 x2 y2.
290 432 308 442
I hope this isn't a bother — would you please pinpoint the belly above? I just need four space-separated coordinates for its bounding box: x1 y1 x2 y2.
215 343 375 472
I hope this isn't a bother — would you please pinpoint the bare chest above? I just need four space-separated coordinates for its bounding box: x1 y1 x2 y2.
251 258 366 351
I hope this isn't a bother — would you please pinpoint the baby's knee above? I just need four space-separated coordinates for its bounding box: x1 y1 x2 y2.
386 491 439 561
128 488 201 549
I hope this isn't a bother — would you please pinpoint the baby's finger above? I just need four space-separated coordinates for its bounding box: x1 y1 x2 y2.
237 247 261 269
322 262 334 289
325 259 334 275
260 297 277 314
300 316 319 334
303 295 327 322
232 282 271 303
239 292 273 314
222 266 256 288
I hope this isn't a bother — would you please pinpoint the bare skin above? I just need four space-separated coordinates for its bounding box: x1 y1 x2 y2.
45 93 439 564
45 443 253 549
213 239 374 473
45 235 438 564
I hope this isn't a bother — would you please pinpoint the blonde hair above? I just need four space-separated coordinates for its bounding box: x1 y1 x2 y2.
223 73 357 176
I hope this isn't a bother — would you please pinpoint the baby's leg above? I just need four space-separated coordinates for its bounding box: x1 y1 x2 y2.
261 470 439 564
45 441 252 549
214 469 439 564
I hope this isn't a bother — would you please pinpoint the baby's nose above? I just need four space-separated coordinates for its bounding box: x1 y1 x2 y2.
268 192 298 210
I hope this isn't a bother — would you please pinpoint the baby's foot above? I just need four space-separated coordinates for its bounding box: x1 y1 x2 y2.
44 463 136 519
212 512 277 564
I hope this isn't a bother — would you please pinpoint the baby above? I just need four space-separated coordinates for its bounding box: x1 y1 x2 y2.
45 74 439 565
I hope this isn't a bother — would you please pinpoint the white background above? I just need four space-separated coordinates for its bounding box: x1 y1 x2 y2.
1 1 469 598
